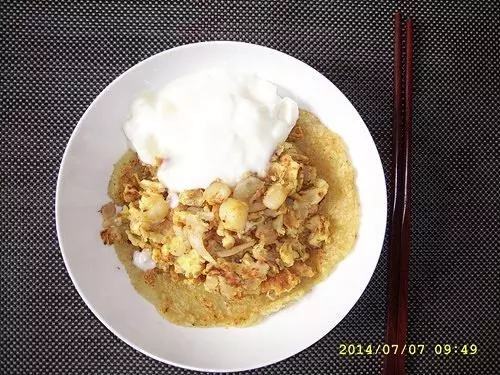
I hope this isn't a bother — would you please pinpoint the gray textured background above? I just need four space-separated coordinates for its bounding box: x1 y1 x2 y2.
1 1 499 374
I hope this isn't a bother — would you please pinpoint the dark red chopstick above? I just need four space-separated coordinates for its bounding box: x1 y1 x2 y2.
396 18 413 375
383 12 413 375
384 12 403 375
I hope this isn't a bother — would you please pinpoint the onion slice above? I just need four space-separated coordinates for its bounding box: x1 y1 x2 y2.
187 230 216 264
217 240 256 257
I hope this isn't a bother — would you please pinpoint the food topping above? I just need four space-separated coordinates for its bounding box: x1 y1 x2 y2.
100 141 330 300
123 69 299 192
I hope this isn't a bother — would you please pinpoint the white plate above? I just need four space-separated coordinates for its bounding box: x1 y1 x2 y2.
56 41 387 372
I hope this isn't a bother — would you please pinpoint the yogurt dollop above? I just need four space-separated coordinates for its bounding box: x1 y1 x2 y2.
124 69 299 192
132 249 156 271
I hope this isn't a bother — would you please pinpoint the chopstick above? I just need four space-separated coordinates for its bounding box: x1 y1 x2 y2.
383 11 403 374
383 12 413 375
396 17 413 375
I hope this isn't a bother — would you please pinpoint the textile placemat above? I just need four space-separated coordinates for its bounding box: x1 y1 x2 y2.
1 1 498 374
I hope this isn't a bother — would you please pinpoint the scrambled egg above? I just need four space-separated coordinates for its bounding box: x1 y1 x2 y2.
174 249 204 278
100 140 333 300
278 242 300 267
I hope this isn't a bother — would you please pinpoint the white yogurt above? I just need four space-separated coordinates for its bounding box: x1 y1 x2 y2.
124 69 299 192
166 192 180 208
132 249 156 271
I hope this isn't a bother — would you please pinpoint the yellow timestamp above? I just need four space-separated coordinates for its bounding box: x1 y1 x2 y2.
434 344 478 355
338 344 479 356
339 344 425 356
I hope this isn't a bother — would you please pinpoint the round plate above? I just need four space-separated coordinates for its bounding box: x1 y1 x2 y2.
56 41 387 372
